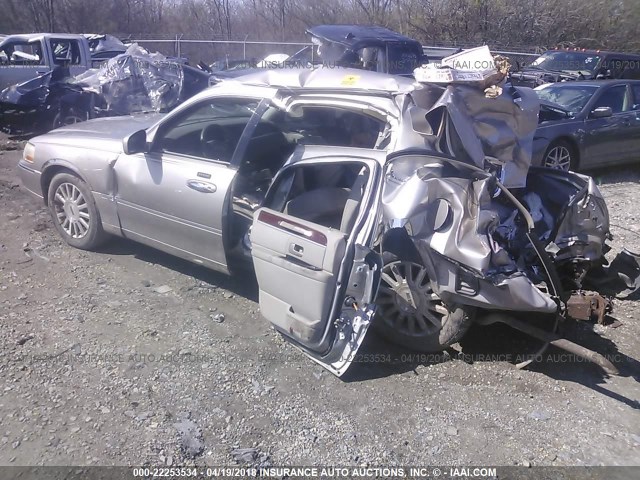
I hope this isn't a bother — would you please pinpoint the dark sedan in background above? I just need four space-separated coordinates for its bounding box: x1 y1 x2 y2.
533 80 640 170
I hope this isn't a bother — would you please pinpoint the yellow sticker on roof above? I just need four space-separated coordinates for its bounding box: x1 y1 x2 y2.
340 75 361 86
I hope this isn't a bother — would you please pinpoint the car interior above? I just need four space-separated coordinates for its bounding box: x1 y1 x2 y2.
0 41 44 65
226 106 384 254
50 39 82 65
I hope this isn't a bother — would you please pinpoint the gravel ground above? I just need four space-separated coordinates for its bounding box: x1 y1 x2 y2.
0 138 639 467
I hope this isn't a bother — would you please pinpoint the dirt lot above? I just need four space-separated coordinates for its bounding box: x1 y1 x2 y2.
0 137 639 468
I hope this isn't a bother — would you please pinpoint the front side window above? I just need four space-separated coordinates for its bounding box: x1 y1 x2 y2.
631 85 640 108
0 41 44 66
156 98 260 162
593 85 630 113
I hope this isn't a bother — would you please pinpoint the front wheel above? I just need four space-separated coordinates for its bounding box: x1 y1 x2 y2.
543 140 576 171
47 173 109 250
52 107 89 130
374 256 474 352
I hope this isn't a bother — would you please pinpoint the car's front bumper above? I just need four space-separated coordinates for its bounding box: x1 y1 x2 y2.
18 160 43 200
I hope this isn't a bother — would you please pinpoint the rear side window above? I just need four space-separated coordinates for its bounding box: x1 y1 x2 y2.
50 39 82 65
593 85 629 113
260 104 385 149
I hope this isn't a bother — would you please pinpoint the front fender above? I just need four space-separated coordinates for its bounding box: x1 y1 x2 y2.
40 158 94 203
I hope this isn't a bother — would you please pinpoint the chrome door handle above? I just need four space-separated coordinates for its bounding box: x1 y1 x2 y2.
187 179 217 193
278 220 312 237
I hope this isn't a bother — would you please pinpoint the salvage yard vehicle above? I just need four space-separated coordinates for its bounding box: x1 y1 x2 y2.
18 67 619 376
287 25 427 75
533 80 640 170
1 44 212 134
511 48 640 87
0 33 93 92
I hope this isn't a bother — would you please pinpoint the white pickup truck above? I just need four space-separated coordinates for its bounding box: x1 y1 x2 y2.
0 33 93 92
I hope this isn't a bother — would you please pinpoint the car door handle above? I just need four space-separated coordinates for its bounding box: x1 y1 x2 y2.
187 179 217 193
289 243 304 256
278 220 313 238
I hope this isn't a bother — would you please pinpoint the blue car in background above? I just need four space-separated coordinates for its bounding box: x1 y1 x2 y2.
533 80 640 170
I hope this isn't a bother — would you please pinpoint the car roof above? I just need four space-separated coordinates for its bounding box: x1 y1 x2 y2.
218 66 418 94
306 25 422 49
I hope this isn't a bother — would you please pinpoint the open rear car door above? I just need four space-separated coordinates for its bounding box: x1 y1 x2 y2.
250 147 385 376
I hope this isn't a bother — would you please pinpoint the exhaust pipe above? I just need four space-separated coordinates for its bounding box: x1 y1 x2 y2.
476 313 619 375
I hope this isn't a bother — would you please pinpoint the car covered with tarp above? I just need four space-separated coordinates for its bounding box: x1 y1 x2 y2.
0 44 211 134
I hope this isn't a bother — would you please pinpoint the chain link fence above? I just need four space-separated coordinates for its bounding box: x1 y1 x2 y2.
121 35 540 68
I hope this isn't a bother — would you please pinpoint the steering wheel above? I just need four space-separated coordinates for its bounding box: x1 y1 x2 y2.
200 124 232 160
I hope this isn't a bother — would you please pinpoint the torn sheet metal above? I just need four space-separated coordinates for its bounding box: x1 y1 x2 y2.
412 46 539 188
419 84 540 189
381 154 613 314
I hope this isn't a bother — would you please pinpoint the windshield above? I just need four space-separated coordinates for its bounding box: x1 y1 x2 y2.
535 84 599 113
530 51 601 73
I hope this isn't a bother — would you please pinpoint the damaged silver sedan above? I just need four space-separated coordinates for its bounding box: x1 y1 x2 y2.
18 67 617 376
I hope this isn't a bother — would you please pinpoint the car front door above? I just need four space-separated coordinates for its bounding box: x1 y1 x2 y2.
250 148 385 376
0 39 48 91
582 84 634 167
113 97 266 272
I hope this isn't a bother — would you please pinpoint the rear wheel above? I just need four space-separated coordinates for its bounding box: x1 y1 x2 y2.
47 173 109 250
374 252 474 352
543 140 576 171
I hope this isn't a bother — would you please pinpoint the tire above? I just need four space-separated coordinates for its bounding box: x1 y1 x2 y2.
374 248 475 352
543 139 577 171
52 107 89 130
47 173 109 250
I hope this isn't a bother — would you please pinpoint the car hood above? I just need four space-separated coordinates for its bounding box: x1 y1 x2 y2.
32 114 163 152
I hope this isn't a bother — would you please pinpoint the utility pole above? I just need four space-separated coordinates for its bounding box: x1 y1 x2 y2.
48 0 56 32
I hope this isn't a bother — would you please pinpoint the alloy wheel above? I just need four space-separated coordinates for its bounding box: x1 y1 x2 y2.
377 260 448 337
52 182 91 239
544 145 571 170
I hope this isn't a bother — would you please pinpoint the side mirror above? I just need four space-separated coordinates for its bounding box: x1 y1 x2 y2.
123 129 148 155
590 106 613 118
